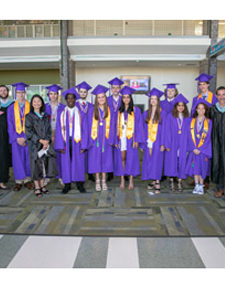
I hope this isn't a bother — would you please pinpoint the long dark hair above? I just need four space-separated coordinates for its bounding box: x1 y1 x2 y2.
172 102 189 118
119 95 134 114
94 94 109 120
30 94 45 114
193 102 210 118
145 96 161 124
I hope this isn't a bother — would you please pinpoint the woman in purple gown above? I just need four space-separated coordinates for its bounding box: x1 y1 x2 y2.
164 94 190 192
140 88 166 194
185 98 212 195
114 86 144 190
87 85 114 192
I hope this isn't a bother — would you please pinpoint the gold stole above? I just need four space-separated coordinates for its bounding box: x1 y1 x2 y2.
190 118 209 148
197 91 213 104
91 107 110 140
14 100 30 134
148 120 158 143
117 111 135 140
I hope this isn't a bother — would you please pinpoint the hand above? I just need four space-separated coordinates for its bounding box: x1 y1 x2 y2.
60 149 65 154
193 149 200 155
115 144 119 149
80 149 85 154
134 142 138 148
17 137 26 147
160 145 165 152
166 148 170 152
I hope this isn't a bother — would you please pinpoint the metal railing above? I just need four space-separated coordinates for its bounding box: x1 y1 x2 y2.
0 24 60 38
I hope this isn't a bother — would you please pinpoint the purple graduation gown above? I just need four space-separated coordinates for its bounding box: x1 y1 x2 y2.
54 108 88 184
164 114 190 179
190 93 217 117
45 102 66 178
140 110 166 181
87 106 114 174
185 118 212 179
75 101 94 173
160 99 174 115
7 102 31 180
114 107 144 177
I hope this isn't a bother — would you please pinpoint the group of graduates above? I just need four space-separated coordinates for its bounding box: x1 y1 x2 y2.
0 73 225 199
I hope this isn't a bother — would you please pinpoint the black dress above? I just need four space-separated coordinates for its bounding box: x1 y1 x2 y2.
210 104 225 185
25 112 58 181
0 102 13 183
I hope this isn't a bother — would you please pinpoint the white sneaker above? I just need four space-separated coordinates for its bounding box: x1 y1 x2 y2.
193 184 199 194
58 178 64 186
198 185 204 195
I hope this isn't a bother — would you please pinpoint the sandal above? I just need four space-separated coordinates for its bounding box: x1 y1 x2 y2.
40 186 50 195
170 179 175 192
102 179 108 191
95 179 101 192
177 180 183 192
34 188 43 198
154 182 161 194
147 181 155 190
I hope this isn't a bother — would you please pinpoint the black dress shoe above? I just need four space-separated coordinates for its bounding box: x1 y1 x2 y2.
61 183 71 194
88 173 95 182
107 172 114 181
77 182 86 193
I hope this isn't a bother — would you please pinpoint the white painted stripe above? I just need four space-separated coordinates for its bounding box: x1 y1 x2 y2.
106 238 139 268
8 236 82 268
192 238 225 268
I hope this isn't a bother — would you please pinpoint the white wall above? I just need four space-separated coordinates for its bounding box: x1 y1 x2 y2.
76 65 202 111
218 66 225 87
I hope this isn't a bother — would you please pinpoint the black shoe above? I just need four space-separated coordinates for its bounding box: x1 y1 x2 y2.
88 173 95 182
124 175 129 182
77 182 86 193
61 183 71 194
107 172 114 181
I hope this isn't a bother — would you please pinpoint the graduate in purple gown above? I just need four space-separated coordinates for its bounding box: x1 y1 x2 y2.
114 86 144 190
54 87 88 194
140 88 166 194
160 83 179 115
185 98 212 195
87 85 114 192
164 94 190 192
75 81 95 182
107 77 125 181
190 73 217 117
7 82 33 192
45 84 65 185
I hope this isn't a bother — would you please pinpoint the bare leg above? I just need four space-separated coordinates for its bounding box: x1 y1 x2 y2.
102 173 108 190
120 176 125 189
34 180 42 197
95 173 101 191
128 175 134 190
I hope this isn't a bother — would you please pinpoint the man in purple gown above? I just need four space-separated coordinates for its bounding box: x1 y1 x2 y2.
54 87 88 194
75 81 95 182
7 82 33 191
160 83 179 115
45 84 65 185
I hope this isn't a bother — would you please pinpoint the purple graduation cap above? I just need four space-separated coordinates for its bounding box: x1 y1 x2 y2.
195 73 213 83
12 82 29 93
119 86 136 95
108 77 124 86
172 93 189 106
192 97 210 113
91 85 109 96
146 88 164 98
163 83 179 89
45 84 62 93
62 87 80 100
76 81 92 91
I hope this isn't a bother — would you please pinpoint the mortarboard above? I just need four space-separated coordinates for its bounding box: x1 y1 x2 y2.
76 81 92 91
45 84 62 93
12 82 29 93
172 93 189 106
91 85 109 96
163 83 180 89
108 77 124 86
146 88 164 99
195 73 213 83
62 87 80 100
119 86 136 95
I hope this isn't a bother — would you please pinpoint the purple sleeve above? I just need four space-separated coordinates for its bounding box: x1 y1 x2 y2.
198 119 212 158
7 104 18 144
54 111 65 150
160 110 167 146
164 114 172 149
108 107 115 145
81 113 88 150
134 107 144 144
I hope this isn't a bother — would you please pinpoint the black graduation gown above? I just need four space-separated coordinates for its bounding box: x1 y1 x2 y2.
25 112 58 181
210 104 225 185
0 102 13 183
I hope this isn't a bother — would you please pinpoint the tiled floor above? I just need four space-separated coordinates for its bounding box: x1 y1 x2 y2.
0 234 225 268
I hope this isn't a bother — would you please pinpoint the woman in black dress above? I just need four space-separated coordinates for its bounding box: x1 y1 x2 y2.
25 94 58 197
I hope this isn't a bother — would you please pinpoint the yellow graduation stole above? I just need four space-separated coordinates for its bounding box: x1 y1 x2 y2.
117 111 135 140
148 120 159 143
190 118 209 148
14 100 30 134
197 91 213 104
91 107 110 140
